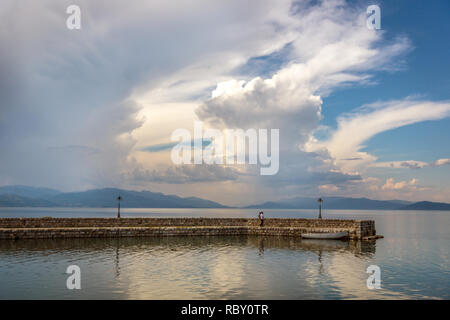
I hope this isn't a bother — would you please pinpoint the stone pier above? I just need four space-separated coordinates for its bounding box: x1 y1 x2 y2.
0 217 379 240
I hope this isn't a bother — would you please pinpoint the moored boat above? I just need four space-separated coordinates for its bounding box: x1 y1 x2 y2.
302 231 348 240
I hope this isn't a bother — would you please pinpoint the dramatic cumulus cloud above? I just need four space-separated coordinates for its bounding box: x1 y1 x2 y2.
194 0 410 197
197 2 409 138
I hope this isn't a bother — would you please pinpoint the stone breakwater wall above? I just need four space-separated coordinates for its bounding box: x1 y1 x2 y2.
0 218 376 240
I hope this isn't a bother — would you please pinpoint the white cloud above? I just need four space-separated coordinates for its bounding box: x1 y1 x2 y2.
197 5 410 138
381 178 417 190
304 99 450 173
434 158 450 167
372 158 450 169
318 184 339 192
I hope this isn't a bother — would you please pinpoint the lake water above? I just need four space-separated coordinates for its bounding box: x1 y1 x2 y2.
0 208 449 299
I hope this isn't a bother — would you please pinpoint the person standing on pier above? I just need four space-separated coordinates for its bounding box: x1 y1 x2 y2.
258 211 265 227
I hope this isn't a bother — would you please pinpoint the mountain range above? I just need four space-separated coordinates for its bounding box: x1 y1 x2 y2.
246 196 450 210
0 185 449 210
245 196 414 210
0 186 227 208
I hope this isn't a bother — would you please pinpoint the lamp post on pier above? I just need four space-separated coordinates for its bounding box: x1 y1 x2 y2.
318 197 323 219
117 195 122 219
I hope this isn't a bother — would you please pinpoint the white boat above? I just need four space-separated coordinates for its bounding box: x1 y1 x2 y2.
302 231 348 240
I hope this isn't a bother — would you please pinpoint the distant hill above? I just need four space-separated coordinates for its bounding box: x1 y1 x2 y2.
246 196 413 210
0 185 60 199
45 188 228 208
383 200 412 206
0 186 227 208
0 194 56 207
397 201 450 211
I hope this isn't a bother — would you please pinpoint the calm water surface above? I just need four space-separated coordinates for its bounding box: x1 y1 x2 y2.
0 208 449 299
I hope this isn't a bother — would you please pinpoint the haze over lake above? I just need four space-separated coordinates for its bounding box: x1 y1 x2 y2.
0 208 448 299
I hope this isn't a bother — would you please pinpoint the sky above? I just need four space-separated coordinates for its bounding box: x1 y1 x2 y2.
0 0 449 206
